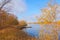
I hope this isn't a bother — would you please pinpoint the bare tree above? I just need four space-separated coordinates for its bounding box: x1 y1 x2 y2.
0 0 11 11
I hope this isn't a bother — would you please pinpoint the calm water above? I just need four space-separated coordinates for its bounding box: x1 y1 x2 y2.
25 24 60 39
25 24 40 37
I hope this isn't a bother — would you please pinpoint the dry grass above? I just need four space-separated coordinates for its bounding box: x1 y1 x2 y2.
0 27 37 40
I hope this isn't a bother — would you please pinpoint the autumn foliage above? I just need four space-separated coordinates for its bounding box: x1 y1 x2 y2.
0 10 36 40
0 0 37 40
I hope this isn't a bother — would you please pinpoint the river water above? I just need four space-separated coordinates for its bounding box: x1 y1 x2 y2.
24 24 40 37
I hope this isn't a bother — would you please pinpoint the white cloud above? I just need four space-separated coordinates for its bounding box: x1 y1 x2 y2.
0 0 27 14
9 0 27 15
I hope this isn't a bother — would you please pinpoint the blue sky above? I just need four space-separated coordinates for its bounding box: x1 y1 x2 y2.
11 0 49 22
0 0 60 22
10 0 60 22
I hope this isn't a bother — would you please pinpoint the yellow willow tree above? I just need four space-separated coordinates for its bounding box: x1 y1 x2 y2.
28 0 60 40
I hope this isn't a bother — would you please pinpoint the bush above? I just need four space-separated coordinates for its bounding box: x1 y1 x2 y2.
0 10 19 29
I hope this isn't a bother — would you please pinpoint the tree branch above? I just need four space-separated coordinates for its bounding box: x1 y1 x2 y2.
0 0 11 10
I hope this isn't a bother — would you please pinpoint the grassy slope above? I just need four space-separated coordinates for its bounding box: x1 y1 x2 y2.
0 27 37 40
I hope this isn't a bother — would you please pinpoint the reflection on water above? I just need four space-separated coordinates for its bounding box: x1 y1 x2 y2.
25 24 40 37
24 24 60 40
